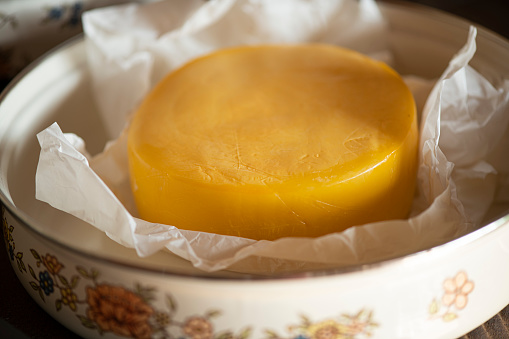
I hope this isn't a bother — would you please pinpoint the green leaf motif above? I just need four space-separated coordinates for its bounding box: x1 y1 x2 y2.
206 309 222 319
239 327 252 339
19 260 26 272
263 330 279 339
135 283 156 302
56 299 62 311
30 249 41 261
8 225 14 241
165 294 177 312
70 275 80 288
429 299 439 315
214 332 234 339
29 281 39 291
16 260 25 273
77 315 97 330
38 288 45 302
58 275 70 288
354 309 365 319
443 312 458 322
300 314 312 327
341 312 353 320
15 252 26 272
29 265 37 280
140 283 156 293
76 266 89 278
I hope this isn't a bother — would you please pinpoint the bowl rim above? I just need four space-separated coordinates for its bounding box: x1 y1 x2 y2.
1 0 509 282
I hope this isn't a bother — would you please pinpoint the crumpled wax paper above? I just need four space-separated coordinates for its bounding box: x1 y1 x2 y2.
35 0 509 274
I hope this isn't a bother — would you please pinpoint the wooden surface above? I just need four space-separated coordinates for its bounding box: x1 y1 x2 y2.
1 0 509 338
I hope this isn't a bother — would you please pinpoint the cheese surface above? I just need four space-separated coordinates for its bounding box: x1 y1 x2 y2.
127 44 418 240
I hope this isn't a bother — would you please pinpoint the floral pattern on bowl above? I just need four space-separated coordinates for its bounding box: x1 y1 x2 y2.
429 271 475 322
264 311 378 339
2 204 386 339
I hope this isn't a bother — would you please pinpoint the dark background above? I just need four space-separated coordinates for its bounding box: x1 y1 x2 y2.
1 0 509 338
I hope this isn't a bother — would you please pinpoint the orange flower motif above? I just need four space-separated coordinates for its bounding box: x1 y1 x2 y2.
307 320 346 339
313 325 340 339
42 254 63 274
86 284 154 339
183 316 214 339
442 271 475 310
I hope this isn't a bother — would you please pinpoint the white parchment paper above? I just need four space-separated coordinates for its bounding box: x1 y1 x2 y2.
35 0 509 274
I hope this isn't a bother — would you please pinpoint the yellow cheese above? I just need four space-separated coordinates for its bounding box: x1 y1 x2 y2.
127 44 418 241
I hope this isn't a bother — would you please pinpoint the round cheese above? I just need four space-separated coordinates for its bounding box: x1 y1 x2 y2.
127 44 418 240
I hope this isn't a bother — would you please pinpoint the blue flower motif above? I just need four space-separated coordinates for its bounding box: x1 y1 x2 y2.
72 2 83 13
47 7 64 20
8 243 14 261
39 271 54 296
68 2 83 26
294 335 310 339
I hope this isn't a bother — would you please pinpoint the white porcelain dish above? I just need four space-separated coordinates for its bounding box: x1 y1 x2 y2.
1 1 509 338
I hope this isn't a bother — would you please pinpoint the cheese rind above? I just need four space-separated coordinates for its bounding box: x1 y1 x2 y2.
127 44 418 240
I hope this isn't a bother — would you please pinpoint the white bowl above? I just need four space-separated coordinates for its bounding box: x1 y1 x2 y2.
2 1 509 338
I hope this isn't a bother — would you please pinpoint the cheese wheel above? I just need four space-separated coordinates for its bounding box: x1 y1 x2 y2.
127 44 418 240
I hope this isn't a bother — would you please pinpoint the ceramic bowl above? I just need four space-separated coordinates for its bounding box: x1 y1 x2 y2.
2 1 509 338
